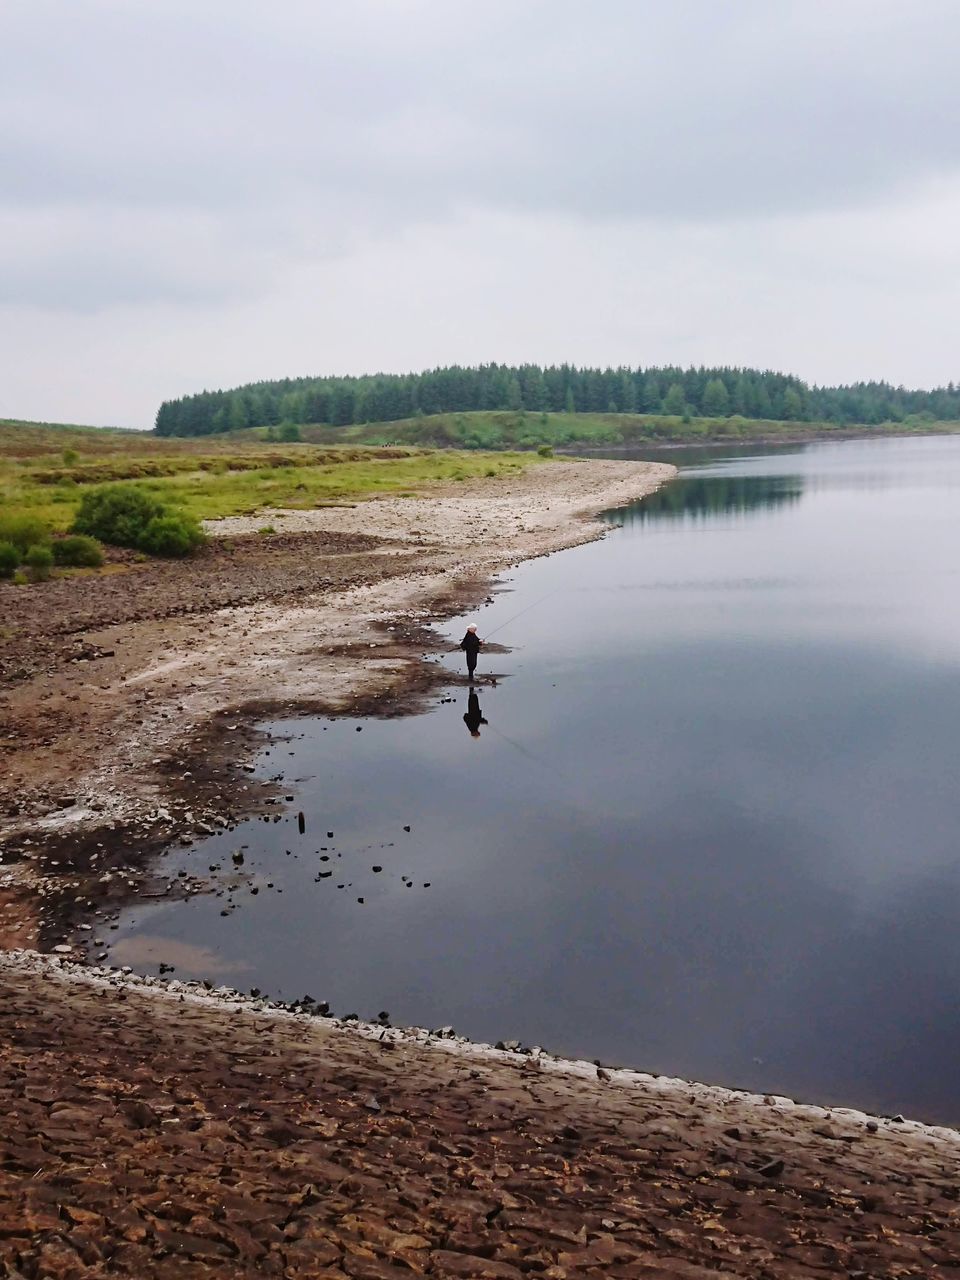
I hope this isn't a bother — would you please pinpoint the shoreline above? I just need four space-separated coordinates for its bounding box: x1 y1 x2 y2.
3 946 958 1277
559 425 960 453
0 459 672 953
4 456 960 1274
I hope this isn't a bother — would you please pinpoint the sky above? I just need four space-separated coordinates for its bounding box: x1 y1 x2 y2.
2 0 959 428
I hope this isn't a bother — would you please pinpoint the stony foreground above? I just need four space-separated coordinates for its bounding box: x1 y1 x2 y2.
2 954 958 1279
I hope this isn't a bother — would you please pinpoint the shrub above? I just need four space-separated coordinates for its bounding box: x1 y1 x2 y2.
52 534 105 568
24 544 54 582
0 542 19 579
537 444 554 457
277 421 301 442
138 513 206 558
62 448 79 465
0 514 51 553
72 483 166 548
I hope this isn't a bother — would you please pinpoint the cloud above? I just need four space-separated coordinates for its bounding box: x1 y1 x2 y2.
1 0 959 419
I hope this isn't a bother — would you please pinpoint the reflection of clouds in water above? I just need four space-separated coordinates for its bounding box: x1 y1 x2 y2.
110 935 251 977
771 866 960 1119
571 578 803 592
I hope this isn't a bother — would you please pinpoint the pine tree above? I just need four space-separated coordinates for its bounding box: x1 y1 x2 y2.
663 383 686 415
702 378 730 417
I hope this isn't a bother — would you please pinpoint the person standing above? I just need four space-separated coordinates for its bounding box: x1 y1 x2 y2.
459 625 483 681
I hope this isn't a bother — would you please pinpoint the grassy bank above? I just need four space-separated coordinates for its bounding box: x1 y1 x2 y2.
293 410 960 451
0 420 540 531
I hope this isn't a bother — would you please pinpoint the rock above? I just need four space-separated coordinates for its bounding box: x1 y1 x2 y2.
117 1099 161 1129
758 1158 785 1178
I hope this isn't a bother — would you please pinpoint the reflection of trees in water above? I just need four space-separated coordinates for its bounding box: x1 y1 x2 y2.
614 474 804 524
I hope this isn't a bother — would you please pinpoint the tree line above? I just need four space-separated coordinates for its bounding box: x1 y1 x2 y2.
154 364 960 437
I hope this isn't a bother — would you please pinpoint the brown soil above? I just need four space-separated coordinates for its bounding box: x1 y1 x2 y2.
2 951 958 1279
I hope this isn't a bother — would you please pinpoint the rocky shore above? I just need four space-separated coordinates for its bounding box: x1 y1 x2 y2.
5 456 959 1277
3 950 959 1278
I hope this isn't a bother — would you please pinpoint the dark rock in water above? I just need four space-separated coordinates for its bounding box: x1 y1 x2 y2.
372 865 382 873
758 1158 785 1178
377 1011 390 1023
297 812 305 834
327 831 333 838
403 825 411 832
356 726 362 732
357 897 365 904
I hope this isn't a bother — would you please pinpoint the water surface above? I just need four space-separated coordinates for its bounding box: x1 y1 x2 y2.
113 435 960 1123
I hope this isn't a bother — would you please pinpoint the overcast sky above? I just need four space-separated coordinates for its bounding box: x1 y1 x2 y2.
2 0 959 428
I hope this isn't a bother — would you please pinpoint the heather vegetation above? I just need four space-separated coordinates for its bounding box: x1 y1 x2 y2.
0 419 541 579
155 362 960 439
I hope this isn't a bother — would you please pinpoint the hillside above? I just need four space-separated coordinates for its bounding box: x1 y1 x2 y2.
154 362 960 439
283 409 958 451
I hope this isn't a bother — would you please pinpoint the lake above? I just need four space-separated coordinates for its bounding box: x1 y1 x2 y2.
110 435 960 1124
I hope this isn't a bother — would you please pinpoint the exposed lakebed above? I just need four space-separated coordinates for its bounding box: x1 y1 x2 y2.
109 436 960 1124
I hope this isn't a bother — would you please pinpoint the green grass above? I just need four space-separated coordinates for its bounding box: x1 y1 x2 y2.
294 409 960 451
0 420 540 532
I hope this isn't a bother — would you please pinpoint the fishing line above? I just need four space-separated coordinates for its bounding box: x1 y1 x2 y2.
483 715 596 820
480 589 559 642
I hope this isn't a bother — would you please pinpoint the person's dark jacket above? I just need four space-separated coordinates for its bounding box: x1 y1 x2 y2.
460 631 482 655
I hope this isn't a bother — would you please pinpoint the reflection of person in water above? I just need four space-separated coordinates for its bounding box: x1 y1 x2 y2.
459 625 483 681
463 690 488 738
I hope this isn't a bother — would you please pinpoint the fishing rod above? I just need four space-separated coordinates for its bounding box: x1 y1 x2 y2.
479 589 558 642
446 589 557 653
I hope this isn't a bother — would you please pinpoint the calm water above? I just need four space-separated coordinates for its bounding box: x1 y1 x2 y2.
113 435 960 1123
